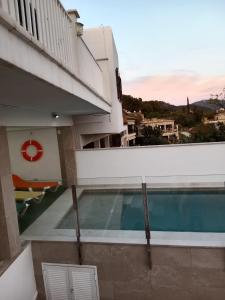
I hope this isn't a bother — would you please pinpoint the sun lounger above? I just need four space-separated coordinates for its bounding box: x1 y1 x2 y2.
15 190 45 217
15 191 45 202
12 174 61 192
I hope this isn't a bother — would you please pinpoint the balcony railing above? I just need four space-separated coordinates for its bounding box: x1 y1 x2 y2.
0 0 75 73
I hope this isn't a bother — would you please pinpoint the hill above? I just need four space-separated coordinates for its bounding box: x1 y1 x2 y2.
122 94 213 128
122 95 177 119
191 99 225 111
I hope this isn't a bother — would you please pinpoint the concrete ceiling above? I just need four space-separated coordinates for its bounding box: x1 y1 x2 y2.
0 60 107 116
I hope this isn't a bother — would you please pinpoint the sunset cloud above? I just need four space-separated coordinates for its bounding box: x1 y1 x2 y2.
123 74 225 105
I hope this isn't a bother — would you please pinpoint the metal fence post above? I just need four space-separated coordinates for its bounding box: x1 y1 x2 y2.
71 184 83 265
142 181 152 270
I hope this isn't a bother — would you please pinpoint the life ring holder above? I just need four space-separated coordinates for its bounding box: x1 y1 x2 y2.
21 140 43 162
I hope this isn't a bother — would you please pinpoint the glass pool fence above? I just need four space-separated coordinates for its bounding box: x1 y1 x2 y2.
21 174 225 247
69 174 225 233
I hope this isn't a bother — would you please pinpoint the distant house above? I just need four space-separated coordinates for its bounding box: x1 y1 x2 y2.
216 108 225 123
122 111 144 146
140 118 179 141
204 108 225 125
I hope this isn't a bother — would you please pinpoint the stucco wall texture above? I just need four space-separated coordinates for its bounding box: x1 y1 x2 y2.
32 241 225 300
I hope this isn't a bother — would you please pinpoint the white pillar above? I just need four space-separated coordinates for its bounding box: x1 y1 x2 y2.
57 127 77 187
104 136 110 148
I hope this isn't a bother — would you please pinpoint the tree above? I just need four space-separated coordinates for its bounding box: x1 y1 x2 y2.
122 95 142 112
140 126 168 145
172 107 203 129
216 123 225 141
190 123 225 143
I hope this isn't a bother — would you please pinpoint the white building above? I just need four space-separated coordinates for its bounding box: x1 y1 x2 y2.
204 108 225 125
0 2 125 299
141 118 179 140
121 111 139 146
0 2 225 300
0 3 124 145
121 118 136 146
73 27 125 149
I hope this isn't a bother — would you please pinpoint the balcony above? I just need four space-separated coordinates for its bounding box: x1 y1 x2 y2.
0 0 110 116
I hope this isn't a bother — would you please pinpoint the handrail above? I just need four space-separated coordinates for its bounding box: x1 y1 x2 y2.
80 37 102 72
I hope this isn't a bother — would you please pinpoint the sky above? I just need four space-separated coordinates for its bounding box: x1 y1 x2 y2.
62 0 225 105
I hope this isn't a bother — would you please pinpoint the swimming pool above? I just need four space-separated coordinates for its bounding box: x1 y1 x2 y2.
57 189 225 232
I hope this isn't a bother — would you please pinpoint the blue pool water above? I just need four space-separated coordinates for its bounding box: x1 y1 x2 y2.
57 189 225 232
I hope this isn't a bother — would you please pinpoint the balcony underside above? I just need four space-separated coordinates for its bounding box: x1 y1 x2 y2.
0 60 109 116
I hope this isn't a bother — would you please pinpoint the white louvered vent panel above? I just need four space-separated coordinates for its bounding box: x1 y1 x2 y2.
70 267 99 300
43 265 71 300
42 264 100 300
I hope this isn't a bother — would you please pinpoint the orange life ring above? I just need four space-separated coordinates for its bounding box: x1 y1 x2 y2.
21 140 43 162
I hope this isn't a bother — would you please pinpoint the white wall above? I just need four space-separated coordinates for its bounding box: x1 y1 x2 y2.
77 38 105 100
0 245 37 300
8 128 61 180
76 143 225 183
73 27 124 146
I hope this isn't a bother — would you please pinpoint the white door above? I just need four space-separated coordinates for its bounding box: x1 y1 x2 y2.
42 263 100 300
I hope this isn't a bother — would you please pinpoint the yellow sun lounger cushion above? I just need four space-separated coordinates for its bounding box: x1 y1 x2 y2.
15 191 45 202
